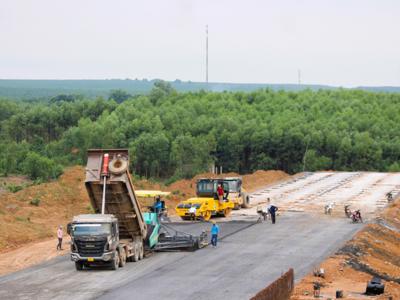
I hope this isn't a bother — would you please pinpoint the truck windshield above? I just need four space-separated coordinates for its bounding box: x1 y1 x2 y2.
226 180 240 192
72 224 111 236
197 181 214 193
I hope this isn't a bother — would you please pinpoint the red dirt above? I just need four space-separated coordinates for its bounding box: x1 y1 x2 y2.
291 201 400 300
0 166 90 252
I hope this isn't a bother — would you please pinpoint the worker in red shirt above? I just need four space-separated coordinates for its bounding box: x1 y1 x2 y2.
217 184 224 204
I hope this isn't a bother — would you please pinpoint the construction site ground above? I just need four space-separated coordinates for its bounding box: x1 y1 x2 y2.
0 213 362 300
1 170 399 299
0 167 288 275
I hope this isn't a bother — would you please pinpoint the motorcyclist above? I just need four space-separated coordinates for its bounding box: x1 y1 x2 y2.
386 192 393 202
344 205 351 218
351 209 363 223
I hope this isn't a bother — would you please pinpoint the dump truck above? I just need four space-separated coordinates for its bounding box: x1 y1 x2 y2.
176 177 249 221
68 149 206 271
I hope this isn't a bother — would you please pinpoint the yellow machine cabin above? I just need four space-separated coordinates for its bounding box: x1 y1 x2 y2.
223 177 250 209
176 178 236 221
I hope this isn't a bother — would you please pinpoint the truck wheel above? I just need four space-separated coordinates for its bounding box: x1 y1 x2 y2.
202 211 212 221
119 248 126 268
75 262 83 271
132 244 139 262
241 194 250 208
222 208 232 217
139 243 144 260
111 255 119 270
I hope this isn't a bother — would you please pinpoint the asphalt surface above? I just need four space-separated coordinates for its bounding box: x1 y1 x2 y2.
0 213 362 300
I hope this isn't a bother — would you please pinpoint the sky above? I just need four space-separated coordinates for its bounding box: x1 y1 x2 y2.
0 0 399 87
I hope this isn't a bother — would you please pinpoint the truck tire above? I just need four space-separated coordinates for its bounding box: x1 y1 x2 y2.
241 194 250 208
222 208 232 217
139 243 144 260
132 244 139 262
75 262 83 271
108 157 128 175
110 255 119 270
119 248 126 268
201 211 212 221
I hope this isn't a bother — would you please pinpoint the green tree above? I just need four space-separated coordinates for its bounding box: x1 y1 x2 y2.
22 152 63 180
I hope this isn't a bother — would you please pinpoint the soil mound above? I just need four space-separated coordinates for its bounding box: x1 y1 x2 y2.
0 166 89 252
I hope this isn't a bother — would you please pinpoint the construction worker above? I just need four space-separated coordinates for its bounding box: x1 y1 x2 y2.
57 225 63 250
217 184 224 204
154 196 162 215
210 221 219 248
266 198 271 213
268 203 278 224
189 205 197 221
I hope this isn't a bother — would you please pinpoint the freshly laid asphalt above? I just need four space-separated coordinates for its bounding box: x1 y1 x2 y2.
0 213 362 300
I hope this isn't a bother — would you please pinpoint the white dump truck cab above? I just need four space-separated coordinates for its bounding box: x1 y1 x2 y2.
68 214 120 270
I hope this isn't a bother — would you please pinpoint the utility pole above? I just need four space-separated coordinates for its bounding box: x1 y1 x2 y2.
206 25 209 84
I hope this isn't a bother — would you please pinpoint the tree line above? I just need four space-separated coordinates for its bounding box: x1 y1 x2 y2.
0 82 399 181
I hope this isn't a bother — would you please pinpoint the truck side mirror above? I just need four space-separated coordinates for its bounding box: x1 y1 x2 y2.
67 223 72 235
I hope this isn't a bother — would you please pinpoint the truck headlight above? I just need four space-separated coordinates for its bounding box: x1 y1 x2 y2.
103 253 112 261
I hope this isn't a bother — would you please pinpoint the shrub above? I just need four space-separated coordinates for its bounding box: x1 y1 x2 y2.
30 198 41 206
7 184 23 193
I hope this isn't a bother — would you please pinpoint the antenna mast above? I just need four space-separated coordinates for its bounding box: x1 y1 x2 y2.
206 25 209 84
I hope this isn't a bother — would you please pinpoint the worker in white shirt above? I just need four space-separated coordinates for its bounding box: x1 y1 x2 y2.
189 205 197 221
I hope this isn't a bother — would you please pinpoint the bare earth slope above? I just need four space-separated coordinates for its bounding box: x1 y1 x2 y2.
291 200 400 300
0 166 90 251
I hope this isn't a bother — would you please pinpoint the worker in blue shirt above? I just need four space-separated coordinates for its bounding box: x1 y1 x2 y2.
210 221 219 247
154 196 162 215
268 204 278 224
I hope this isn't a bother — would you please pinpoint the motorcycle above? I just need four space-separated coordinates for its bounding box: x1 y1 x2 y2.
257 205 269 222
386 192 393 202
351 209 363 223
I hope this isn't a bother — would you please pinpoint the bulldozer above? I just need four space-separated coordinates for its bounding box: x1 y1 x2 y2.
175 177 250 221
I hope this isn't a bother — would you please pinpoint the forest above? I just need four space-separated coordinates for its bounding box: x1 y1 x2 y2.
0 81 399 181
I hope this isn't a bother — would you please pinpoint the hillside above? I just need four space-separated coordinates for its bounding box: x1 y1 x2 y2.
0 166 90 251
1 79 400 100
2 87 400 185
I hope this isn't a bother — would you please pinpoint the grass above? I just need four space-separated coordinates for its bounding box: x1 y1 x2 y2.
29 198 40 206
15 216 30 223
